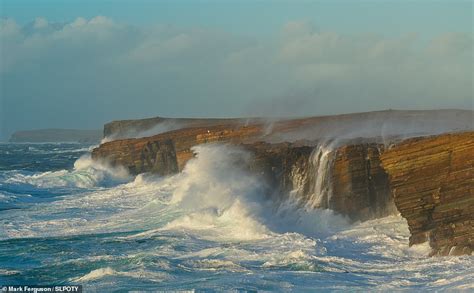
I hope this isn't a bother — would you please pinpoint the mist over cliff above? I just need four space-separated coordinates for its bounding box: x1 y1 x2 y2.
1 2 473 290
1 16 472 140
101 109 473 143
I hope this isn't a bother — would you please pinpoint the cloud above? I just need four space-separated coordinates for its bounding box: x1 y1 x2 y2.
0 16 472 139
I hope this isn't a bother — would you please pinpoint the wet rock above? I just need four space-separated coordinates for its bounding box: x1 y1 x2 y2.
93 113 473 256
381 132 474 256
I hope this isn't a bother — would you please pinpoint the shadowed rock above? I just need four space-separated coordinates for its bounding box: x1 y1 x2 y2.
381 132 474 256
92 110 473 255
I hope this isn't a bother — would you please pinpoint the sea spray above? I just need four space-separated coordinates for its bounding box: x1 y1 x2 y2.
307 144 334 209
162 144 272 241
73 154 131 187
1 143 473 290
289 143 335 210
3 154 131 190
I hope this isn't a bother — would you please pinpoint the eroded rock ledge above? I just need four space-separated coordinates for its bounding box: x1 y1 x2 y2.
381 132 474 256
92 116 473 256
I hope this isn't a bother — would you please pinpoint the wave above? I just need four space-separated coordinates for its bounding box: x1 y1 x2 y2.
1 143 473 290
0 144 347 240
74 267 169 283
138 144 348 242
1 155 130 190
25 145 96 154
160 144 273 241
0 154 132 209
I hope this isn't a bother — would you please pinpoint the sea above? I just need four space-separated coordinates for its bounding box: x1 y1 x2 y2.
0 142 472 292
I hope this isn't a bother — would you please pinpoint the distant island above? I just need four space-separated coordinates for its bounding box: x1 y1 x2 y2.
9 129 102 143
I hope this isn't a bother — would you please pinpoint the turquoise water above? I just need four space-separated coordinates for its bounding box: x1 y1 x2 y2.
0 143 472 291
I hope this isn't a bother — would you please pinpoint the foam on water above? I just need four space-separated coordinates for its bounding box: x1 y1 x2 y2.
0 143 472 291
74 267 169 283
1 154 130 191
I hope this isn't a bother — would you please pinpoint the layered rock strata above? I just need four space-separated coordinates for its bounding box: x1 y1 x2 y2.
103 117 253 139
92 114 473 256
330 144 397 221
92 124 395 221
103 109 473 141
381 132 473 256
93 124 264 175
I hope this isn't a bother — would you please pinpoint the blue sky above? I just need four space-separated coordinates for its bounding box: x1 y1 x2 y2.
0 0 472 140
1 0 473 34
2 0 472 36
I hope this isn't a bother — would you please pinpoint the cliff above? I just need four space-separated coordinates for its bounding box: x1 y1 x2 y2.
9 129 102 143
102 109 473 141
381 132 474 256
103 117 253 140
330 143 397 221
94 124 264 175
92 111 473 256
93 122 396 222
259 142 396 221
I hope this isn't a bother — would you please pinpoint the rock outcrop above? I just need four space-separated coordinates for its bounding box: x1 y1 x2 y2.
103 109 473 141
103 117 253 140
381 132 474 256
94 124 264 174
92 111 473 256
92 122 396 222
330 143 397 221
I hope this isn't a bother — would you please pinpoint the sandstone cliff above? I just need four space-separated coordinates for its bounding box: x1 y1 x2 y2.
92 111 473 256
92 121 396 222
330 143 397 221
102 109 473 141
103 117 253 140
381 132 473 256
94 124 264 175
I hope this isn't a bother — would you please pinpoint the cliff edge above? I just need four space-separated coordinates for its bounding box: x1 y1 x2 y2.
381 132 473 256
92 110 473 256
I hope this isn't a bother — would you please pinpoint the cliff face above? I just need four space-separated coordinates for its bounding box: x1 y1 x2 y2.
102 109 473 141
381 132 474 256
271 143 395 221
92 124 395 222
330 144 396 221
240 142 314 201
93 124 264 174
103 117 252 140
92 113 473 256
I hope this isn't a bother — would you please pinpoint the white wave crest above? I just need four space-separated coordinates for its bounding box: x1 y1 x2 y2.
74 267 168 282
162 144 272 241
2 143 473 290
4 155 131 189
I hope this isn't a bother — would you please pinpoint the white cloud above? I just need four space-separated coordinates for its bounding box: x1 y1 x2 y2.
426 32 473 57
0 17 472 139
281 20 314 39
0 18 20 37
33 17 48 29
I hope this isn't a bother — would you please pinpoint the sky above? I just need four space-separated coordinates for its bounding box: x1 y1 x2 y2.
0 0 472 140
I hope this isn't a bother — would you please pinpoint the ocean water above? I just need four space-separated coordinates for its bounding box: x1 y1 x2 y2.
0 143 472 291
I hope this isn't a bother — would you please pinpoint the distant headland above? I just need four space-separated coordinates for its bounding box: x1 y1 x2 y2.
9 129 102 143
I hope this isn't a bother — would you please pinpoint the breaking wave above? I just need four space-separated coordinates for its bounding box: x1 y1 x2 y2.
1 155 130 190
0 143 472 291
